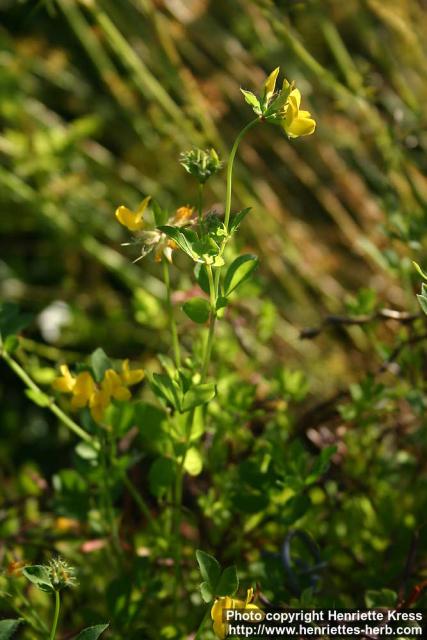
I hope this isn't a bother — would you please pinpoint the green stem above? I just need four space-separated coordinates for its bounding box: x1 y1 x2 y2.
201 265 217 382
172 118 259 615
224 118 259 231
49 591 60 640
194 606 211 639
163 259 181 368
197 182 204 232
1 350 95 445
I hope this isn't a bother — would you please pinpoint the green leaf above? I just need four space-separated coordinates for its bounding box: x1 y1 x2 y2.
194 263 210 295
0 620 23 640
417 294 427 316
25 389 50 407
182 297 210 324
183 447 203 476
224 254 258 296
216 297 228 311
149 457 176 497
158 226 199 261
152 200 169 227
182 383 216 412
0 303 32 343
200 582 213 603
240 89 261 114
216 565 239 597
264 84 292 117
22 565 54 593
73 624 109 640
90 348 111 383
305 445 337 485
365 589 396 608
75 442 99 461
196 550 221 588
149 373 181 411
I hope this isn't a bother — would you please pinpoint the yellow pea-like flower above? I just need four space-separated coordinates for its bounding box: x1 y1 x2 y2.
102 369 131 401
211 588 263 639
70 371 96 410
241 67 316 140
121 359 145 386
173 205 194 224
282 88 316 138
89 387 111 423
115 196 151 232
52 364 76 393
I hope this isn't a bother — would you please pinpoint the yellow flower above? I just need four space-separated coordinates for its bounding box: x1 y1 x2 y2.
53 360 144 424
53 366 96 410
89 387 111 423
282 88 316 138
174 205 194 224
52 364 75 393
120 359 145 386
115 196 151 232
102 369 131 401
211 588 263 639
241 67 316 139
70 371 96 410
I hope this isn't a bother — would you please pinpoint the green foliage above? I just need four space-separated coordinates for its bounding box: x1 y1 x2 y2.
22 566 54 593
0 620 22 640
182 297 210 324
196 551 238 602
1 1 427 638
73 625 109 640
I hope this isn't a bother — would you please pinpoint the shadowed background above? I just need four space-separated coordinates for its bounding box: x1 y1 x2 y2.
1 0 427 633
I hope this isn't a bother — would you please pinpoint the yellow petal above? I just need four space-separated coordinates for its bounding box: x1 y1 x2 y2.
89 388 110 422
121 359 145 386
72 371 96 407
52 364 75 393
136 195 151 215
113 386 131 402
245 587 254 604
289 88 301 109
211 598 229 639
285 116 316 138
264 67 280 101
115 205 144 232
174 205 193 224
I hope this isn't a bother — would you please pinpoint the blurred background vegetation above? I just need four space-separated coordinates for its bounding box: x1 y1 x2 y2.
2 0 427 636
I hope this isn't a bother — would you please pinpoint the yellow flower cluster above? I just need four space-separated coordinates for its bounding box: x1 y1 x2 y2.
211 588 264 639
241 67 316 139
266 67 315 138
52 360 144 423
115 199 194 263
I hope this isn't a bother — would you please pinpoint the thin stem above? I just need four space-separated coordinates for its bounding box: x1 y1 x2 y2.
49 591 60 640
201 265 216 382
163 259 181 368
172 409 194 615
197 182 204 232
194 606 211 639
1 350 95 445
224 118 259 231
